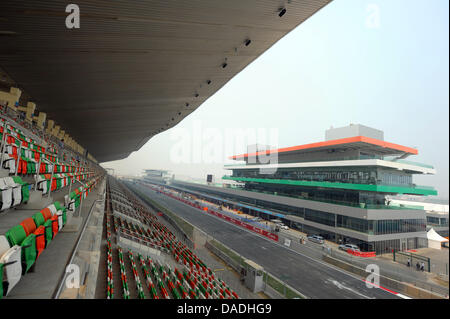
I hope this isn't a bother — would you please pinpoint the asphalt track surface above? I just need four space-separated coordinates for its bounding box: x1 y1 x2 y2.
133 183 399 299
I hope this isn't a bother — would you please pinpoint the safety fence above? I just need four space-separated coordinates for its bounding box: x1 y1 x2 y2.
204 239 305 299
143 183 279 242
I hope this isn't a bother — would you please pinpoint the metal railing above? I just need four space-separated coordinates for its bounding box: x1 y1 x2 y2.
53 191 105 299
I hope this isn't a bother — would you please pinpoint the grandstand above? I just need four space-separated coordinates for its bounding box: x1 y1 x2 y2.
0 107 103 298
0 1 332 299
102 177 239 299
0 106 240 298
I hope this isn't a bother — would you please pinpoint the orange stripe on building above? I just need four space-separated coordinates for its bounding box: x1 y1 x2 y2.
229 136 418 160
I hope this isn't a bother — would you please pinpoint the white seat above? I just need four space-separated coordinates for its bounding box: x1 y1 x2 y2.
47 204 58 215
0 178 13 211
0 235 22 296
4 177 21 207
36 175 48 194
56 212 64 231
1 153 16 174
68 200 76 212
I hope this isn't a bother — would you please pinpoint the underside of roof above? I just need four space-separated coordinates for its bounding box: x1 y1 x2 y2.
0 0 331 162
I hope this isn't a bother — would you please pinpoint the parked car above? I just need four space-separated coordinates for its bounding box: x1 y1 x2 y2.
339 244 360 252
280 224 289 230
307 235 324 244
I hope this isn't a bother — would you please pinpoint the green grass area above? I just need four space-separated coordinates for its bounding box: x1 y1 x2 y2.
262 273 303 299
127 184 194 239
209 240 245 266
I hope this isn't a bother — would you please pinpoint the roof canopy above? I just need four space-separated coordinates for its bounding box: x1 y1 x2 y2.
0 0 331 162
230 136 419 160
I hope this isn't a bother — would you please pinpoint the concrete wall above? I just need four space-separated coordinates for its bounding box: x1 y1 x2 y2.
322 254 445 299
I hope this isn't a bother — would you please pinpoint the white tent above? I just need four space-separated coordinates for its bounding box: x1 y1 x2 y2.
426 228 449 249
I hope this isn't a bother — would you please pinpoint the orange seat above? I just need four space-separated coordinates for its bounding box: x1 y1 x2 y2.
51 215 59 237
20 218 37 236
40 207 52 221
33 226 46 258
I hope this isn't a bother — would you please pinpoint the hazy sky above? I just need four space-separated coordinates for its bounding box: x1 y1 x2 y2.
103 0 449 199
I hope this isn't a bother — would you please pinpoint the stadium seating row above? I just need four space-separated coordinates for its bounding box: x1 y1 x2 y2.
106 215 114 299
117 246 130 299
36 172 94 195
0 176 30 211
1 119 90 175
0 201 66 297
106 179 239 299
128 251 145 299
0 176 101 298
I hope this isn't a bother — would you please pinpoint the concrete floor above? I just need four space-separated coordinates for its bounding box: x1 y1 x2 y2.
414 248 449 274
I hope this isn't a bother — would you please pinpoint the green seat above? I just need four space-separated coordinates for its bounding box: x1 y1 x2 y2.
5 225 37 274
5 225 27 247
27 160 36 174
54 201 64 212
44 219 53 244
32 212 46 227
21 234 37 273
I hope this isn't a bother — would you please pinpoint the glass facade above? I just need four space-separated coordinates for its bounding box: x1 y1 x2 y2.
380 172 412 186
304 209 335 227
232 166 413 187
174 183 428 254
426 216 449 227
292 222 427 254
336 215 369 234
336 216 426 235
372 219 426 235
